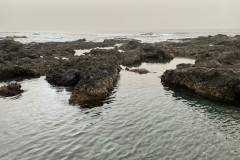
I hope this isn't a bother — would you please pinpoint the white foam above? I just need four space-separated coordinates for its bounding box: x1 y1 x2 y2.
74 49 92 56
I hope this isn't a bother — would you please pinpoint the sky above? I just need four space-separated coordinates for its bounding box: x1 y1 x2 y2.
0 0 239 33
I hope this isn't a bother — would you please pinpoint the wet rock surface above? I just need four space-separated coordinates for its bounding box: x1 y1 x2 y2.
0 83 23 97
161 34 240 105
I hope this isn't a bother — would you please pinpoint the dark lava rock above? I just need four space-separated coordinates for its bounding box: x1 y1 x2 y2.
0 83 23 97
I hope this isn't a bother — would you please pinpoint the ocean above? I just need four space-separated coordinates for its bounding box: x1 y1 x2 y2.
0 29 240 43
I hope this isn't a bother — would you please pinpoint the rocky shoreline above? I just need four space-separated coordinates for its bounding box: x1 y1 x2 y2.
0 34 239 105
0 38 172 104
161 34 240 105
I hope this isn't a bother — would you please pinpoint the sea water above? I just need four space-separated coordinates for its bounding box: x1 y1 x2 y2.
0 31 240 159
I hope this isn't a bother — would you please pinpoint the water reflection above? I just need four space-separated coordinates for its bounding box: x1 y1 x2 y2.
164 85 240 113
163 85 240 139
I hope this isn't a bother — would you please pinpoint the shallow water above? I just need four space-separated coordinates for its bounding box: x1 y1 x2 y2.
1 58 240 159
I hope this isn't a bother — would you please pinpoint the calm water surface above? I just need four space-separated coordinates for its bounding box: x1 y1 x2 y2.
1 29 240 43
1 58 240 160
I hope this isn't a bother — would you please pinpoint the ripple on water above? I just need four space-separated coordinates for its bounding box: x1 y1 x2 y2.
0 58 240 159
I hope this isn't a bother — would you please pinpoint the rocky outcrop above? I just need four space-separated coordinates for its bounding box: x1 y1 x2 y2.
46 56 120 104
69 67 119 104
0 83 23 97
162 64 240 104
5 34 240 106
0 38 128 82
161 35 240 105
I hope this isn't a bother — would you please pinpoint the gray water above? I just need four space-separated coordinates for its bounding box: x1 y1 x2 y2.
1 58 240 160
1 29 240 43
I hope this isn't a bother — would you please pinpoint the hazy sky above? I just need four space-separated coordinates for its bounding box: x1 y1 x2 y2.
0 0 239 32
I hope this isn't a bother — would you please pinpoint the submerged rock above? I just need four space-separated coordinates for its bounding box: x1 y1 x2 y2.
0 83 23 97
125 68 150 74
